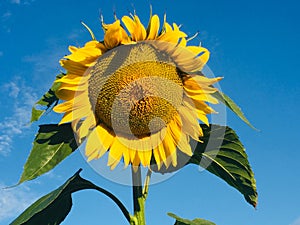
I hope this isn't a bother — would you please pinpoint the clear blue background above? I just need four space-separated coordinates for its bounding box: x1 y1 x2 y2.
0 0 299 224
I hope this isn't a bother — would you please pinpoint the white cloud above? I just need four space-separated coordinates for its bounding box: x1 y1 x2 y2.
1 12 12 33
1 11 12 20
290 217 300 225
0 183 38 223
10 0 21 4
3 81 20 98
9 0 35 5
0 78 37 156
0 135 12 156
23 41 65 81
0 38 69 156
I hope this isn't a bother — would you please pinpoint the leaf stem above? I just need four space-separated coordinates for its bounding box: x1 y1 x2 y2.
91 184 132 223
67 172 131 223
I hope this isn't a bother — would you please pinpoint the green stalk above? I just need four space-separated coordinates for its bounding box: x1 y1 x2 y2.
131 166 146 225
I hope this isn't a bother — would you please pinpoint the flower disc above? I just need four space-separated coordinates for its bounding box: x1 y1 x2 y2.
88 42 183 137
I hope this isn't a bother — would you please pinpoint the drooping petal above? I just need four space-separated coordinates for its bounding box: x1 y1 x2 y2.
104 20 130 49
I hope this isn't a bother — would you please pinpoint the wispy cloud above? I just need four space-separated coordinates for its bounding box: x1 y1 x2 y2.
0 183 38 222
1 11 12 33
1 11 12 20
10 0 21 4
0 51 3 57
23 39 66 83
10 0 35 5
290 217 300 225
0 78 37 156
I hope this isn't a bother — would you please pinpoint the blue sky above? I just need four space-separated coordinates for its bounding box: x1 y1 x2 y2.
0 0 299 224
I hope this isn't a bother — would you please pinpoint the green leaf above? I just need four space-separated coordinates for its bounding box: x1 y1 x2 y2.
212 90 256 129
30 73 64 123
168 213 216 225
190 125 257 207
151 125 258 208
11 170 81 225
19 123 78 184
11 169 131 225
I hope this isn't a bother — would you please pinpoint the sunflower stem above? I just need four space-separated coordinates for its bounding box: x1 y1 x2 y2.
131 166 146 225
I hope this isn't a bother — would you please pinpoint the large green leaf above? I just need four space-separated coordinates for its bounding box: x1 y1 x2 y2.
190 125 257 207
151 125 258 208
11 169 130 225
30 73 64 123
212 90 256 129
168 213 216 225
19 123 78 184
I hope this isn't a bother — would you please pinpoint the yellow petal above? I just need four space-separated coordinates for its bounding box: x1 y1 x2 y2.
56 82 87 91
60 59 88 75
135 136 152 167
85 128 101 159
122 16 135 35
189 75 223 86
177 134 193 156
157 142 167 166
162 130 177 167
87 150 99 162
55 89 75 101
77 113 96 138
107 138 123 169
197 112 209 126
56 74 88 85
164 22 173 33
132 151 141 167
65 47 101 62
68 46 78 53
158 30 187 44
179 107 203 140
153 148 162 170
184 85 218 94
185 91 219 104
122 15 146 41
150 130 163 150
183 97 216 115
104 20 130 49
58 106 89 124
53 92 87 113
122 147 130 168
137 149 152 167
129 149 136 164
147 15 160 40
133 15 146 41
95 125 115 151
178 38 187 47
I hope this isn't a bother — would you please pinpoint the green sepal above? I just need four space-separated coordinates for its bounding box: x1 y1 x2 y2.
30 73 64 123
212 90 256 129
151 125 258 208
11 169 131 225
168 213 216 225
18 123 78 184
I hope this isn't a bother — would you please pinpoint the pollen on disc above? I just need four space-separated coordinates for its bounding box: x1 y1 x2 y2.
88 43 184 137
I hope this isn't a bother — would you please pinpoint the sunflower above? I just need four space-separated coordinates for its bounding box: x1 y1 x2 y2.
53 12 222 170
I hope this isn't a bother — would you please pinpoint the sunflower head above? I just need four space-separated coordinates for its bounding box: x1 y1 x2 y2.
53 12 222 170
